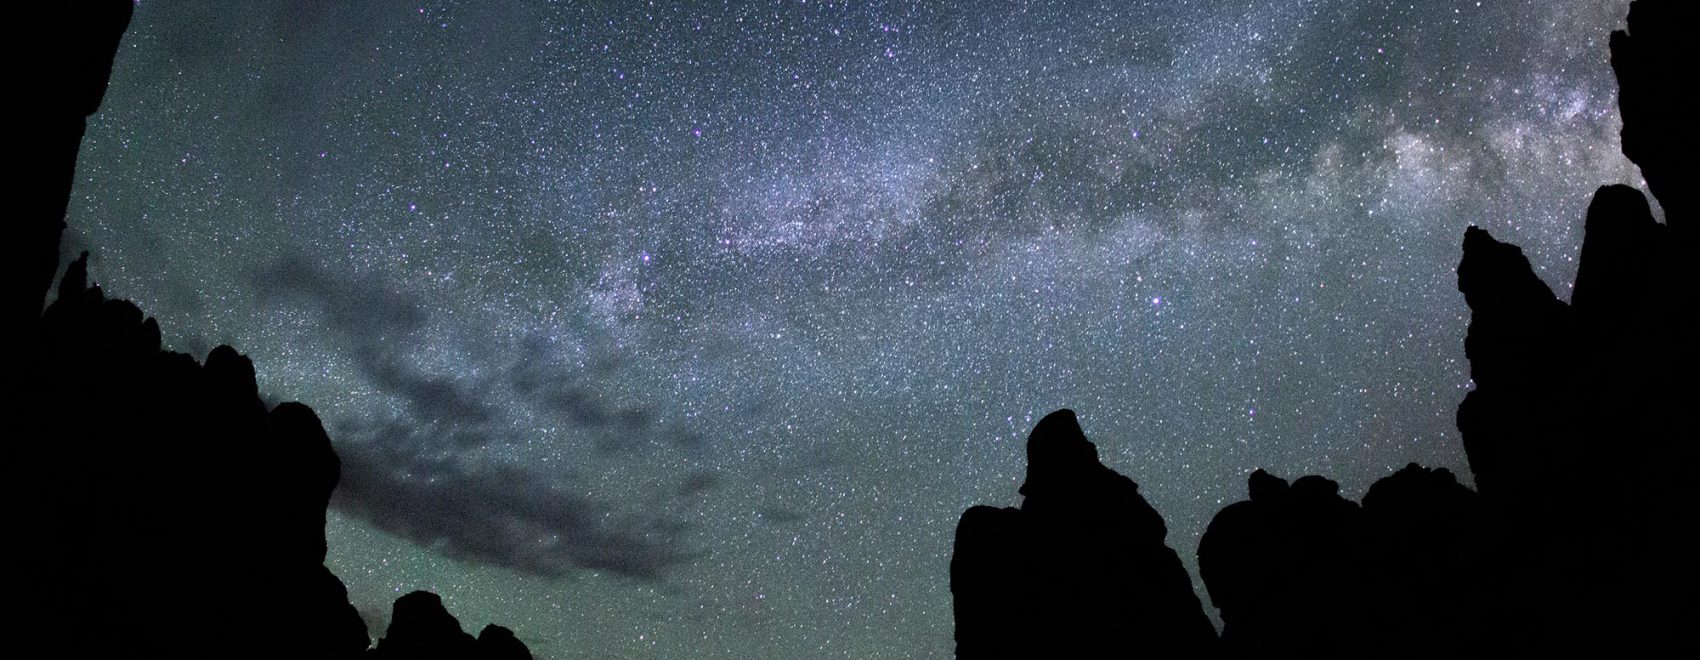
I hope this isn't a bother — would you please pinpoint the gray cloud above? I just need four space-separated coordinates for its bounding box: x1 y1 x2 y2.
334 423 698 579
507 335 709 457
251 256 493 424
250 256 712 579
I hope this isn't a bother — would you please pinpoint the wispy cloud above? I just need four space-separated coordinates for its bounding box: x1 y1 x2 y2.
251 256 711 579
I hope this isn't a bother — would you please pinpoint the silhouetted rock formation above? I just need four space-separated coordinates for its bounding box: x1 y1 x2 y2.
951 409 1216 657
1 5 367 656
1198 471 1365 656
7 2 132 334
1199 464 1489 658
1610 0 1698 224
369 591 533 660
11 254 369 657
1455 198 1695 653
1360 464 1492 658
4 6 536 658
1454 225 1574 502
1450 6 1699 644
372 591 480 659
969 4 1695 657
1191 2 1697 656
475 624 535 660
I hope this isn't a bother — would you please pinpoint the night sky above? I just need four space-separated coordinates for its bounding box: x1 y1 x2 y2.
68 1 1647 657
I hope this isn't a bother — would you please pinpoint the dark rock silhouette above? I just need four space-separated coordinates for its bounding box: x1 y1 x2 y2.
476 624 536 660
1454 224 1574 502
368 591 533 660
1355 464 1490 658
4 5 535 658
1198 471 1365 657
3 4 370 656
7 2 132 334
20 0 1700 656
1448 5 1698 645
950 409 1216 657
12 253 371 657
1454 201 1694 652
1199 464 1489 658
372 591 480 659
1188 2 1697 657
368 591 531 660
1610 0 1698 224
958 3 1695 657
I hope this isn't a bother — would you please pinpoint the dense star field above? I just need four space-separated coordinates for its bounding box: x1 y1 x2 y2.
67 1 1648 657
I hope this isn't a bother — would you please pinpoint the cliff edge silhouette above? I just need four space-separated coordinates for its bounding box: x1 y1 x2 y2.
4 4 534 658
953 1 1696 656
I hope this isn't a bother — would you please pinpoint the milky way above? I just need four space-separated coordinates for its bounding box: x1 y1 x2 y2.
69 1 1646 656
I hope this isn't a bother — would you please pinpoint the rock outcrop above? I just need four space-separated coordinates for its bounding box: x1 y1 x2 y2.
1199 464 1489 658
1453 198 1694 655
4 5 535 658
12 254 372 658
951 409 1216 657
475 624 535 660
6 2 133 333
1198 471 1365 656
1449 6 1698 644
1610 0 1698 224
369 591 533 660
1191 2 1697 656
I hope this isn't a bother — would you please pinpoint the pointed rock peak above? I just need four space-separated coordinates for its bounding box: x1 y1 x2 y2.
1028 408 1088 451
1020 409 1101 497
1458 226 1560 310
1459 225 1523 266
1460 225 1542 272
957 408 1215 653
1247 468 1289 503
